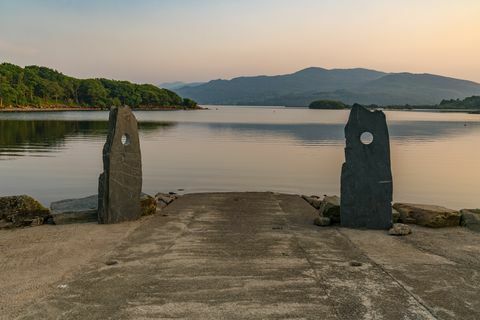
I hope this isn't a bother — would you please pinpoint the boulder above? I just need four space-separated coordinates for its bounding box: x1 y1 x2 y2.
392 208 400 223
50 195 98 225
0 195 50 228
314 216 331 227
0 219 13 229
460 209 480 232
155 193 178 210
319 195 341 223
393 203 461 228
388 223 412 236
140 194 157 216
301 195 323 209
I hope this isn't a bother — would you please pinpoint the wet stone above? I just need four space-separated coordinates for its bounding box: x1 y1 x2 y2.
340 104 393 229
98 106 142 224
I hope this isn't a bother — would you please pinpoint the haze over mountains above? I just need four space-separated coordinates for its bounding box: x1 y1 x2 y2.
172 68 480 106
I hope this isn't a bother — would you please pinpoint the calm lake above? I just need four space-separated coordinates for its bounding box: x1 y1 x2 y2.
0 106 479 209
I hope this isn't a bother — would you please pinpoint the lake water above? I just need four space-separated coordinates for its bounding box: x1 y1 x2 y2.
1 106 479 209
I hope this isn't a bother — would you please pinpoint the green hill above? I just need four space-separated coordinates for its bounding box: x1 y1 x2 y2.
0 63 197 109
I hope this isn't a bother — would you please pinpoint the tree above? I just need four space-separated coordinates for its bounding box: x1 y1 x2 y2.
78 79 108 107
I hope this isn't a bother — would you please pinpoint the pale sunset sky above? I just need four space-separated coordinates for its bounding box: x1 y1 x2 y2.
0 0 479 83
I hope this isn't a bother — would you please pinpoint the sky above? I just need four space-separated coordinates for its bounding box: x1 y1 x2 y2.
1 0 479 84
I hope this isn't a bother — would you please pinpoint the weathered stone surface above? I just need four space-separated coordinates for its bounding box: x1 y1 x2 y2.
0 195 50 228
393 203 461 228
301 195 323 209
155 193 178 211
340 104 393 229
460 209 480 232
314 216 331 227
140 194 157 216
98 106 142 224
392 208 400 223
0 219 13 229
388 223 412 236
319 195 340 223
50 195 98 225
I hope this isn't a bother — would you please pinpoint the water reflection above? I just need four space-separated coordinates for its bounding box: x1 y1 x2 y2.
202 121 480 145
0 120 175 159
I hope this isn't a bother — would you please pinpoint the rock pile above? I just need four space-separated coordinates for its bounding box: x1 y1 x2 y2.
155 193 179 211
303 195 340 227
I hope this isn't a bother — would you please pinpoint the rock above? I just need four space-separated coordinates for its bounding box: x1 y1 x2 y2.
0 195 50 228
50 195 98 225
155 193 178 211
393 203 461 228
140 194 157 216
302 195 323 209
0 219 13 229
340 104 393 229
98 106 142 224
392 208 400 223
388 223 412 236
460 209 480 232
105 260 118 266
319 195 341 223
314 216 331 227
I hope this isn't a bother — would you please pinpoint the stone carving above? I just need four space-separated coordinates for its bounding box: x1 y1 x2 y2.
340 104 393 229
98 106 142 224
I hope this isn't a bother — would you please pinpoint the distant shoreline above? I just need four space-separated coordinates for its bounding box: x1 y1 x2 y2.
0 106 205 113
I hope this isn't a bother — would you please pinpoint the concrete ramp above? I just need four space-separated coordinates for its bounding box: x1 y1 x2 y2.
18 193 480 319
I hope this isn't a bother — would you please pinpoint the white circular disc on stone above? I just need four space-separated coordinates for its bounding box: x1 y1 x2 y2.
360 132 374 145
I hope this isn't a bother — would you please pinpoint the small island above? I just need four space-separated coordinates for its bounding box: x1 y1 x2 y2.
308 100 347 109
307 96 480 112
0 63 199 111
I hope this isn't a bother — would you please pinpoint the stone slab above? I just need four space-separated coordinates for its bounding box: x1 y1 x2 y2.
50 195 98 225
341 104 393 229
394 203 461 228
98 106 142 224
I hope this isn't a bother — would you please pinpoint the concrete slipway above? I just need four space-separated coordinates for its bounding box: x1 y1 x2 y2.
13 193 480 319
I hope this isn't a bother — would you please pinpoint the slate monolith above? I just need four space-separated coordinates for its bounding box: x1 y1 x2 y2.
98 106 142 224
340 104 393 229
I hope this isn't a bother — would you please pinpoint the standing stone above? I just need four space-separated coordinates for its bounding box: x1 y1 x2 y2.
340 104 393 229
98 106 142 224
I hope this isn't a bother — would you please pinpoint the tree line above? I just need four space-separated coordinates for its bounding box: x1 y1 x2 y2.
0 63 197 109
439 96 480 109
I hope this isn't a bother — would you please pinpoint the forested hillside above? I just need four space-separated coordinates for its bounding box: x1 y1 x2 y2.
0 63 197 109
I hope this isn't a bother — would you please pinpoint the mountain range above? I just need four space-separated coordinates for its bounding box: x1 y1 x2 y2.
171 67 480 106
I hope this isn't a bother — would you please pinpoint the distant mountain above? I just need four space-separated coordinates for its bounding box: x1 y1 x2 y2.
159 81 204 90
174 67 480 106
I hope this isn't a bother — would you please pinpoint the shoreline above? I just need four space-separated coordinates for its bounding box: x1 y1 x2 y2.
0 106 205 113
